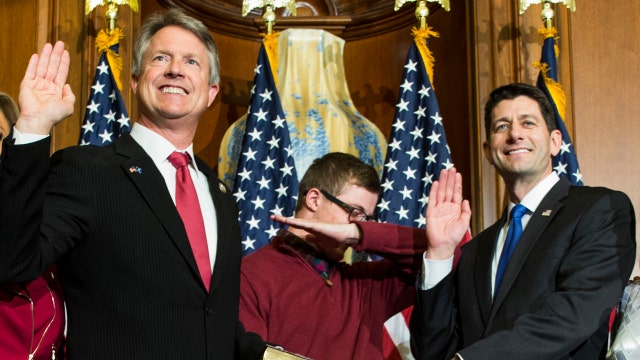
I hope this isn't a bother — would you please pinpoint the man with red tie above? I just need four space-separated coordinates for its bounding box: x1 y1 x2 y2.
0 9 264 359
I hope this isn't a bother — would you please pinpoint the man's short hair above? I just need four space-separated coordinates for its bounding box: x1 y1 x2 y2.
296 152 381 212
484 83 556 139
132 8 220 85
0 92 19 126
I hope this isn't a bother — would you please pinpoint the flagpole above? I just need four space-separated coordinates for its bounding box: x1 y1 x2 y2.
242 0 297 34
394 0 450 30
85 0 139 33
520 0 576 14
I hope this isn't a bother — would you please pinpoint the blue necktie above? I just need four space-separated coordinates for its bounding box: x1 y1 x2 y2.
494 204 527 297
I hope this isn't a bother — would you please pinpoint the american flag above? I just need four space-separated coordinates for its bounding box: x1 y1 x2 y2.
378 29 471 360
78 32 130 146
536 30 583 185
233 44 299 256
377 33 453 228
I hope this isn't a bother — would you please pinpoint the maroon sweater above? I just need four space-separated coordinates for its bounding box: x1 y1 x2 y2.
240 221 426 360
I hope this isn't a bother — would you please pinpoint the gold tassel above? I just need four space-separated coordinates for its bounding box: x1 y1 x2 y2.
533 26 566 120
412 26 439 89
261 31 280 87
95 27 126 91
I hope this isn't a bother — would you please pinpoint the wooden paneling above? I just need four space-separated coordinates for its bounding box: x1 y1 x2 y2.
50 0 91 151
2 0 637 254
0 0 84 150
0 0 137 153
569 2 640 274
0 0 46 106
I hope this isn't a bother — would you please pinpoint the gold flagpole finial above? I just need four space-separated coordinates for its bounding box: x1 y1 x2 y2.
85 0 139 33
242 0 297 34
394 0 450 29
519 0 576 28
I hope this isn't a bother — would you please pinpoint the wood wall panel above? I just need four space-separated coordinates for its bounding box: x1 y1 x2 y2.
0 0 84 151
49 0 89 151
0 0 45 106
3 1 637 257
0 0 137 153
570 2 640 274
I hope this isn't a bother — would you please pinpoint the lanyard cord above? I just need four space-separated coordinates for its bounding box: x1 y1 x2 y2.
27 282 57 360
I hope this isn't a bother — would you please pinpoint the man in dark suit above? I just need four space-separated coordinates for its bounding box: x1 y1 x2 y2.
0 9 264 359
410 83 636 359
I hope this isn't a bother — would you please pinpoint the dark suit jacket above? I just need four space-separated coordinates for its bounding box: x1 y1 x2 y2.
0 135 264 359
410 178 636 360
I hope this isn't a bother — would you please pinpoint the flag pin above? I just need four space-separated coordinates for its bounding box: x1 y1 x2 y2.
219 183 227 193
541 209 552 216
129 166 143 175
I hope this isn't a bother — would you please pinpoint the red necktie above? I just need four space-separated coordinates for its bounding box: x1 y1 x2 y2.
168 151 211 291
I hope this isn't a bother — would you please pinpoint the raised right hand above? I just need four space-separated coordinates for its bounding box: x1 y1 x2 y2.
16 41 76 135
425 167 472 260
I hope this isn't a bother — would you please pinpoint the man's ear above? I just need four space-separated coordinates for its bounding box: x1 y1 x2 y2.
549 129 562 157
131 75 138 94
304 188 322 212
207 84 219 107
482 140 494 165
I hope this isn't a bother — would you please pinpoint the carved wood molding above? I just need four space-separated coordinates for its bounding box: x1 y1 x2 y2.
157 0 442 40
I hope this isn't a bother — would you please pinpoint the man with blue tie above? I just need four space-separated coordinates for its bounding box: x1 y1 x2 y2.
410 83 636 359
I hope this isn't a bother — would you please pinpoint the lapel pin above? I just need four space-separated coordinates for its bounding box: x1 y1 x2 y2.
541 209 552 216
218 183 227 193
129 166 143 174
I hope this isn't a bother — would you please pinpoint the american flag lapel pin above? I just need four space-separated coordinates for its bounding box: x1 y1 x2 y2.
541 209 552 216
129 166 143 174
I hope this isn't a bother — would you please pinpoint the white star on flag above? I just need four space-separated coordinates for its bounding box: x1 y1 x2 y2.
536 29 583 185
78 41 130 146
233 44 299 256
377 39 454 228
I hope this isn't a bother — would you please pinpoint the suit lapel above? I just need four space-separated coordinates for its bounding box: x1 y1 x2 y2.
475 217 506 325
194 157 234 294
114 135 205 289
490 179 571 313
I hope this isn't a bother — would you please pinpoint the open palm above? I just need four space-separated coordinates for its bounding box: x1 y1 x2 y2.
425 168 471 259
17 41 75 135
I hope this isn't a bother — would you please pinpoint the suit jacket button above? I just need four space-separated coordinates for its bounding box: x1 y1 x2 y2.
205 306 212 315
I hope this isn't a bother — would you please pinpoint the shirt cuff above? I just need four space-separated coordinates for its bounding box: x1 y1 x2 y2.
13 127 49 145
419 252 453 290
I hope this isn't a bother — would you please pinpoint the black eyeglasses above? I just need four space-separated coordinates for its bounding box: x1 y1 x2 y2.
320 189 373 222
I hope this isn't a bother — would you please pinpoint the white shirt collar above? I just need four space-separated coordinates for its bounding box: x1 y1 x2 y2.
129 123 199 172
508 171 560 214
